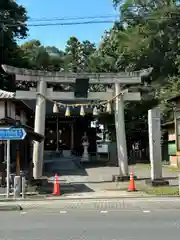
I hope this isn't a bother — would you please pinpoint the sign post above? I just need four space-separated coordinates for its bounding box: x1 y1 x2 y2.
0 128 26 198
6 140 10 198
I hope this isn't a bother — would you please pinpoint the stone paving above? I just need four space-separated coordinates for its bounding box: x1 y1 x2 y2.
43 155 180 196
1 155 179 198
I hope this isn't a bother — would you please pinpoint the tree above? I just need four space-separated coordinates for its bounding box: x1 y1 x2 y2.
65 37 82 72
20 40 41 67
45 46 65 71
0 0 28 90
20 40 66 71
80 40 96 72
18 38 97 90
110 0 180 116
65 37 96 72
87 0 180 141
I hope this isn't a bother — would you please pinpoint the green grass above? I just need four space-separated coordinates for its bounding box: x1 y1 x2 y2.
165 166 180 173
134 163 180 173
138 185 179 196
105 184 179 196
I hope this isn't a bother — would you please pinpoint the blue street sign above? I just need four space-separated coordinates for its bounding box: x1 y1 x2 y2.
0 128 26 140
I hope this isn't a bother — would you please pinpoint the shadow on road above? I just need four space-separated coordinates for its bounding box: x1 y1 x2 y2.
80 162 110 169
43 157 88 177
36 182 94 195
39 156 94 195
44 168 88 177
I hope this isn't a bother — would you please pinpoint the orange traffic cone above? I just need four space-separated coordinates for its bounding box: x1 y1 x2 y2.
128 172 136 192
53 174 61 196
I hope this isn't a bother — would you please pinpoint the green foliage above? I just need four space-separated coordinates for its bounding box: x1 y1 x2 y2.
20 37 96 73
0 0 28 90
65 37 96 72
98 0 180 134
109 0 180 124
2 0 180 136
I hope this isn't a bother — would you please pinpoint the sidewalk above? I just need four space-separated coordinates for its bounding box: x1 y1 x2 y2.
1 195 180 212
0 188 148 201
50 190 148 199
51 164 179 194
0 163 178 209
0 190 149 212
44 156 180 194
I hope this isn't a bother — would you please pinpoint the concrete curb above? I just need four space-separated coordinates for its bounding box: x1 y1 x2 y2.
10 196 180 211
0 192 38 197
0 204 22 211
0 194 179 203
0 195 151 203
45 195 180 201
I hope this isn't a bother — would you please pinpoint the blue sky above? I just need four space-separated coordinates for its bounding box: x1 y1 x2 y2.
17 0 118 50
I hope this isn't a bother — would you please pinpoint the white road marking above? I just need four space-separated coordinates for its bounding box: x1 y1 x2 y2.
100 210 108 213
143 210 150 213
60 211 67 214
20 211 27 215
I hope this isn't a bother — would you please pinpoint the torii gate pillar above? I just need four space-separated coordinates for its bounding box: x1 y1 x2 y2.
33 80 47 179
114 83 128 178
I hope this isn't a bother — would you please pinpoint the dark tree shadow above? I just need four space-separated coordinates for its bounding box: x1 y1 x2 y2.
36 182 94 195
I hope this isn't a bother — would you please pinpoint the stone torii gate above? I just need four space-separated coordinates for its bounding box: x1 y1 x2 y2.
2 64 143 179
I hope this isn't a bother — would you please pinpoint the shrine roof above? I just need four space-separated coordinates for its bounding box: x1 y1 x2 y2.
167 94 180 103
162 121 174 128
0 89 33 114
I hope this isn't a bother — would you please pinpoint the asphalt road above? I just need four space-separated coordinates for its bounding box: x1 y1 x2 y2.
0 209 180 240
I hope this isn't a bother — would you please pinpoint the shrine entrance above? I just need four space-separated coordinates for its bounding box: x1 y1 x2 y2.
45 117 73 152
44 114 96 155
2 64 147 180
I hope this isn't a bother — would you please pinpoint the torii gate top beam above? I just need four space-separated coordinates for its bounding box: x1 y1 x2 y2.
1 64 147 84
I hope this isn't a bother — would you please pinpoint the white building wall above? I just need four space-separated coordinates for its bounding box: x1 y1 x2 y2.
15 115 20 121
7 101 16 119
20 111 27 125
0 101 5 119
0 100 28 124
